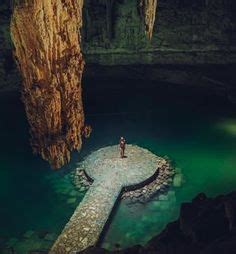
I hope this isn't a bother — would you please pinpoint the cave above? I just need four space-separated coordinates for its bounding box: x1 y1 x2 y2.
0 0 236 254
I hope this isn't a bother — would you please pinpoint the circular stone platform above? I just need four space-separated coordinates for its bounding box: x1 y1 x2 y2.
51 145 173 254
83 145 160 188
74 145 174 203
73 145 174 204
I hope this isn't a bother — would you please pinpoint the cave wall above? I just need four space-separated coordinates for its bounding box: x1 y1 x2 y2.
0 0 236 91
0 1 19 91
82 0 236 65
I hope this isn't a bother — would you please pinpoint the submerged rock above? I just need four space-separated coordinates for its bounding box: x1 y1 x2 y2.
44 233 57 242
173 174 183 187
67 198 77 204
37 230 49 239
23 230 35 239
73 149 175 205
6 237 18 247
81 191 236 254
10 0 85 169
69 190 79 197
29 251 48 254
159 194 168 201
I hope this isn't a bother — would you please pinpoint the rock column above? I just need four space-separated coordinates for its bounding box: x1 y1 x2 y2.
139 0 158 39
10 0 85 168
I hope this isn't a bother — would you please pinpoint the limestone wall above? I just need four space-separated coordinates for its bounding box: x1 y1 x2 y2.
0 0 236 91
82 0 236 65
0 1 19 91
10 0 85 169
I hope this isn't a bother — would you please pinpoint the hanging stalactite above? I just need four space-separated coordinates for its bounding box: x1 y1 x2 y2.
139 0 158 39
10 0 85 169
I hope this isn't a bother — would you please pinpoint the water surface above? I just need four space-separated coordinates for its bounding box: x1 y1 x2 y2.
0 80 236 252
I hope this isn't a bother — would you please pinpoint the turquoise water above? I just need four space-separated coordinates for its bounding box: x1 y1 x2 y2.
0 81 236 252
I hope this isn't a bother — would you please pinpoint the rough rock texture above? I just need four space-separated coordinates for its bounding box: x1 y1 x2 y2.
139 0 158 39
0 1 19 92
50 145 167 253
10 0 85 168
73 153 174 204
1 0 236 92
81 191 236 254
82 0 236 65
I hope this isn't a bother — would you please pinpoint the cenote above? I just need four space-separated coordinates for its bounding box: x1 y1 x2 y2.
0 78 236 253
1 0 236 252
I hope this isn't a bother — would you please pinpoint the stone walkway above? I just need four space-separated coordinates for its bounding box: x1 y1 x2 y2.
50 145 165 254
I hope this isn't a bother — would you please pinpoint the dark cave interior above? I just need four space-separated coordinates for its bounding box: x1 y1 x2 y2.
0 0 236 254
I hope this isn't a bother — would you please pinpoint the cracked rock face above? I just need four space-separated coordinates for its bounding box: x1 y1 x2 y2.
139 0 158 39
10 0 85 168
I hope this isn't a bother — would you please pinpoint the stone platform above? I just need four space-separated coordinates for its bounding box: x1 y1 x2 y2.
50 145 167 254
83 145 160 187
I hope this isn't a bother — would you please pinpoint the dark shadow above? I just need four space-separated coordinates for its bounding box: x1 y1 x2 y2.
96 168 160 247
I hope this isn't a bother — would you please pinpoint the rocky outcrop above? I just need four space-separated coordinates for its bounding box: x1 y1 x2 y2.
81 191 236 254
139 0 158 39
10 0 85 168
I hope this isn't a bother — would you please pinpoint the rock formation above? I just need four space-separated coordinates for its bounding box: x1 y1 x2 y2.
1 1 236 92
139 0 158 39
10 0 85 169
81 191 236 254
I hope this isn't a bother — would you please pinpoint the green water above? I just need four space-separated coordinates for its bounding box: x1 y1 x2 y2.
0 81 236 252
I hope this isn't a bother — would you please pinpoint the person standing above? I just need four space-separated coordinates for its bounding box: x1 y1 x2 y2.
119 137 126 158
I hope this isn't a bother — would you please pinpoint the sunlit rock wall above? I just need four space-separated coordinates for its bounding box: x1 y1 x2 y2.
10 0 84 169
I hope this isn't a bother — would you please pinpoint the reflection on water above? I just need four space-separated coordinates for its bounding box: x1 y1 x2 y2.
216 118 236 137
0 81 236 253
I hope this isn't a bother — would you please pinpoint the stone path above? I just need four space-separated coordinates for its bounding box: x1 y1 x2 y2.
50 145 164 254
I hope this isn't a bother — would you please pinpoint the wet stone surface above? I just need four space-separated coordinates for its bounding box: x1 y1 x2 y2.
50 145 173 254
73 146 174 204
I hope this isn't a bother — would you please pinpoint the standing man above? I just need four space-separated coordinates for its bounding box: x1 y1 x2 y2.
119 137 126 158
